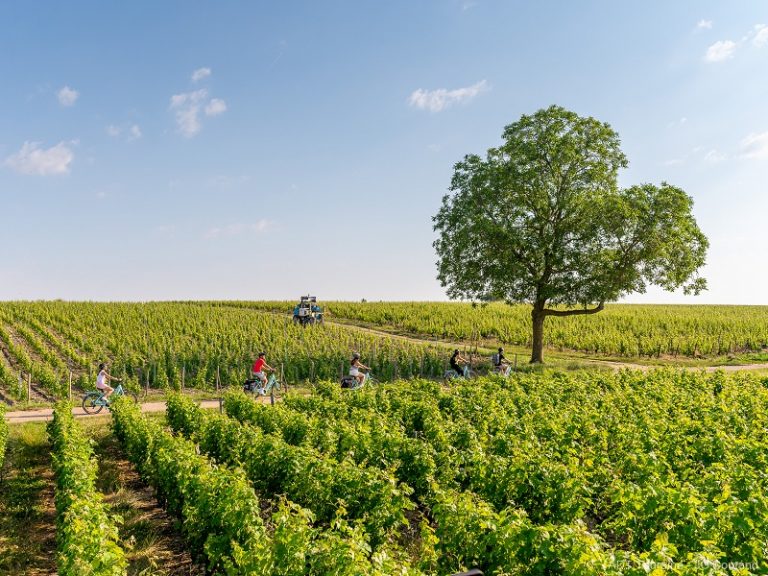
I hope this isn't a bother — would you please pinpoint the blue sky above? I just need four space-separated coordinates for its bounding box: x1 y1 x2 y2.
2 1 767 303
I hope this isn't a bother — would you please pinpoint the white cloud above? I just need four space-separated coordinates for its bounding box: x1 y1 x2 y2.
204 220 271 240
170 88 225 137
740 131 768 159
408 80 489 112
205 98 227 116
129 124 142 140
106 125 121 137
703 149 727 163
4 141 74 175
704 40 736 62
696 19 713 30
57 86 79 106
192 67 211 82
753 24 768 48
170 89 208 137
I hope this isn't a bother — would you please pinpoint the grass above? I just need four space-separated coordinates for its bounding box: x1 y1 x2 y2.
0 422 57 575
0 416 203 576
79 415 204 576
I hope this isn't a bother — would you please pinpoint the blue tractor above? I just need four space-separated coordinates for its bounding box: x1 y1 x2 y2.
293 295 324 326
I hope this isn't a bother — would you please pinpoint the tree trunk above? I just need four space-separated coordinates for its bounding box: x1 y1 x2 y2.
530 302 546 364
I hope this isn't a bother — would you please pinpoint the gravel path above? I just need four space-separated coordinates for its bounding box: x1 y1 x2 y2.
3 399 249 424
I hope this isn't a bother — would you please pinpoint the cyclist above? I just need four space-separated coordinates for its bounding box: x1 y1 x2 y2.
252 352 275 392
96 362 121 400
350 352 370 386
493 347 511 376
493 348 511 376
449 349 470 378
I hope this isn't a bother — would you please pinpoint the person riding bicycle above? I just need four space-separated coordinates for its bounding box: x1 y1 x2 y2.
493 347 511 375
252 352 275 390
449 349 470 377
96 362 121 399
350 352 370 386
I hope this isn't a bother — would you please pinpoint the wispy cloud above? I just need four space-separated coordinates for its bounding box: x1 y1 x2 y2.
170 74 227 137
753 24 768 48
192 67 211 82
696 19 713 30
205 98 227 116
204 220 271 240
107 124 143 141
408 80 489 112
57 86 79 106
704 40 736 62
170 88 209 137
4 141 75 175
740 131 768 159
703 149 727 163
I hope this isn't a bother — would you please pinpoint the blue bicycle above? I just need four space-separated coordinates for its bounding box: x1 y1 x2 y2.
82 384 138 414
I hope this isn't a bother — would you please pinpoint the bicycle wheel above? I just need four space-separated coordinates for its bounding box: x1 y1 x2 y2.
82 392 104 415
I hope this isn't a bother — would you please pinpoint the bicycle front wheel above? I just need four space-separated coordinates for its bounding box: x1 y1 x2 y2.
82 392 103 415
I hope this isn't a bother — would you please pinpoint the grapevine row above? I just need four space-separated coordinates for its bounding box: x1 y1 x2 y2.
48 402 127 576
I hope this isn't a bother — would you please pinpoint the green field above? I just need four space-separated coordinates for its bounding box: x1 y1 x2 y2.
235 301 768 359
3 300 768 404
3 372 766 575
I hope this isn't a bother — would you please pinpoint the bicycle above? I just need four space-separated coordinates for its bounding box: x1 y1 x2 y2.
444 365 472 381
82 384 139 414
244 373 284 397
340 371 376 390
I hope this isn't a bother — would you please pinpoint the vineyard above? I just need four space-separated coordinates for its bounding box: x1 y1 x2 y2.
228 301 768 359
3 300 768 405
2 371 766 574
0 301 449 403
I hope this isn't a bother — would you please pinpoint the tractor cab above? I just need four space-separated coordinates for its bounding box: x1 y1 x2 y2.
293 295 324 325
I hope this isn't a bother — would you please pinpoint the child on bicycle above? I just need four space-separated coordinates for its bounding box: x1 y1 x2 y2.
96 362 121 399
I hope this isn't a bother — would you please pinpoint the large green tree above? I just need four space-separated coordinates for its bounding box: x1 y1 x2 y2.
433 105 709 363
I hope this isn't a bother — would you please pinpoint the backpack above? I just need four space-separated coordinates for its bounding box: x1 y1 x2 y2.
492 353 500 366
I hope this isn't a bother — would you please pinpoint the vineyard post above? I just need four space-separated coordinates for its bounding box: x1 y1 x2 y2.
216 365 222 413
27 373 31 401
68 371 72 401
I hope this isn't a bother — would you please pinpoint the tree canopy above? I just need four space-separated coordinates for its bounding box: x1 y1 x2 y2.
433 105 709 363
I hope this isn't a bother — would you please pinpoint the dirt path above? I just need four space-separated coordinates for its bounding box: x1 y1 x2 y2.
323 316 768 373
3 399 237 424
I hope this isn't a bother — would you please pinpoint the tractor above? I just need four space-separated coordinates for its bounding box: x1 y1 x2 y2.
292 295 324 326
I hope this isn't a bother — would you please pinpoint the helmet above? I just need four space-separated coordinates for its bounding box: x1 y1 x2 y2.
498 347 503 353
453 349 459 355
258 352 266 357
352 352 360 359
